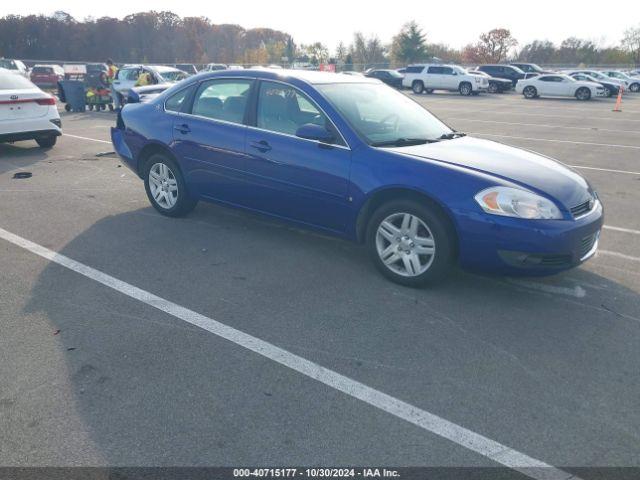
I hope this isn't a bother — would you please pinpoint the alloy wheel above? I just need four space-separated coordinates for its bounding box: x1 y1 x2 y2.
375 212 436 277
148 162 178 209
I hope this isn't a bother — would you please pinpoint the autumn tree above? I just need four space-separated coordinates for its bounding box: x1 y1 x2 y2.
472 28 518 63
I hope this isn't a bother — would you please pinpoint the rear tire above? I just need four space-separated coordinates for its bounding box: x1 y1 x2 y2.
36 135 57 148
143 153 197 217
576 87 591 101
629 82 640 93
459 82 472 96
523 86 537 99
366 199 455 287
412 80 424 94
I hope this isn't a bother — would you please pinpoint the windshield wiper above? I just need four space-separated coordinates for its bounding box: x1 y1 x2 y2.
372 138 436 147
438 132 467 140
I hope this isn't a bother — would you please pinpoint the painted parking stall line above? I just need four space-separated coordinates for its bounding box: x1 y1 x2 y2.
63 133 112 144
0 226 578 480
469 132 640 150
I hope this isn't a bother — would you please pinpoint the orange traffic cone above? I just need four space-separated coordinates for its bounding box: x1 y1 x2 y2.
613 86 623 112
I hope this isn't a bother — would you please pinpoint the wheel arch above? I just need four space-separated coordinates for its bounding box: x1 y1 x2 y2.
136 142 180 178
355 187 459 255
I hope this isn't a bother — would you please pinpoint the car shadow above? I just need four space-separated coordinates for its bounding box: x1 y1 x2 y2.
20 202 640 465
0 142 53 176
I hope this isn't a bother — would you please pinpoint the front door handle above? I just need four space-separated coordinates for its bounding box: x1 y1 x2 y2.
249 140 272 153
174 123 191 134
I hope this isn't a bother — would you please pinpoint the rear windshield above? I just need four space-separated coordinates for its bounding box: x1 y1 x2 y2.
33 66 53 74
0 74 36 90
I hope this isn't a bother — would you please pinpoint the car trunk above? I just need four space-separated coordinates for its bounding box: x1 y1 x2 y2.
0 89 52 121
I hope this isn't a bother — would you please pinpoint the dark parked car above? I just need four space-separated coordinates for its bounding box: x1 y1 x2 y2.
467 70 512 93
111 69 603 286
365 69 404 88
477 65 525 87
510 63 554 75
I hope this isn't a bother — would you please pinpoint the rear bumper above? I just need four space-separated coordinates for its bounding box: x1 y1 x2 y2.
110 126 137 173
0 129 61 142
456 202 604 275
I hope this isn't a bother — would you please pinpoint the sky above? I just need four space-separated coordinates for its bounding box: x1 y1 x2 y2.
1 0 637 51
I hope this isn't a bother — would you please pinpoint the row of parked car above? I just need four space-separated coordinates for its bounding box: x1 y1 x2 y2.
364 62 640 101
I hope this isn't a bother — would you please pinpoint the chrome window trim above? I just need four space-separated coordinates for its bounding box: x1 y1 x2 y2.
245 124 351 151
255 78 351 150
163 75 351 150
167 76 255 126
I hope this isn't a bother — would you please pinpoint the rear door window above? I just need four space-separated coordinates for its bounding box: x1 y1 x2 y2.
191 79 252 125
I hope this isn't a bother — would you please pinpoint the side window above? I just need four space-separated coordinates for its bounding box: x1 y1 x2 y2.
257 81 332 139
406 66 424 73
191 79 252 124
427 66 443 74
165 86 193 113
441 67 453 75
118 68 139 81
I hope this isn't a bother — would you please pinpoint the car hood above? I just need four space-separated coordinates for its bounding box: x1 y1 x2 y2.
388 136 591 208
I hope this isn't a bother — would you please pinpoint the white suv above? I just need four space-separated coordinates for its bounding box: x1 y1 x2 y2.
402 64 488 95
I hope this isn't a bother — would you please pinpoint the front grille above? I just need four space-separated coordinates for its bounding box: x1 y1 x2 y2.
570 198 593 218
579 233 598 259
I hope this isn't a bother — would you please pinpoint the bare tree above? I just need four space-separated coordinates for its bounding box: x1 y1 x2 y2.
474 28 518 63
622 25 640 65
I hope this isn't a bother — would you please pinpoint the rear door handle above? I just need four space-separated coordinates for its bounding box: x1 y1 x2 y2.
174 123 190 134
249 140 272 153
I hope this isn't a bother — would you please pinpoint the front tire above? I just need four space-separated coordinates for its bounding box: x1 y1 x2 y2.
412 81 424 94
488 82 498 94
576 87 591 101
143 153 197 217
36 135 57 148
604 86 613 98
366 199 455 287
459 82 472 96
523 86 537 99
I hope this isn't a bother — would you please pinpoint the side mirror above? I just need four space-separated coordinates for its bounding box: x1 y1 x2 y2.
295 123 335 143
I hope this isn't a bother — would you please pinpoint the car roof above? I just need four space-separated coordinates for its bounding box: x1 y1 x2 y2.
198 68 379 85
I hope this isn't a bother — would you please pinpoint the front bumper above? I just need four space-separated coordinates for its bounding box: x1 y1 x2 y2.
455 202 604 275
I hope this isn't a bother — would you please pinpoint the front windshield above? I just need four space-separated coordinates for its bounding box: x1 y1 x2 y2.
0 59 17 70
530 64 543 72
317 82 452 146
388 70 403 78
159 70 188 82
453 66 466 74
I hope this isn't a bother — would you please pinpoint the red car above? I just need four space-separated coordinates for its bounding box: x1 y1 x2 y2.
30 64 64 88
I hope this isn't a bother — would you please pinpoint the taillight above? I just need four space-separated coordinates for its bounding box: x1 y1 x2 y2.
36 97 56 105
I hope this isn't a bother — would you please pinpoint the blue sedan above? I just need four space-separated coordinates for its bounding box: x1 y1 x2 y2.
111 69 603 286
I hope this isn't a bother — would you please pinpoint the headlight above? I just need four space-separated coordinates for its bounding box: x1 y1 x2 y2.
474 186 563 220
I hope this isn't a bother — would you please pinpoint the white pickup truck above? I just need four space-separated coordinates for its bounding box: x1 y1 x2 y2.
402 64 488 96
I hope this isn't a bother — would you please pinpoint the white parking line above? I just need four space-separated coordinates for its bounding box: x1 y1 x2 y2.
431 109 640 123
470 132 640 150
568 165 640 176
446 118 638 135
603 225 640 235
63 133 111 144
0 226 577 480
599 250 640 262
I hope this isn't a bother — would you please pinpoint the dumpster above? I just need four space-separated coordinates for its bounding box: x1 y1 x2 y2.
59 80 86 112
